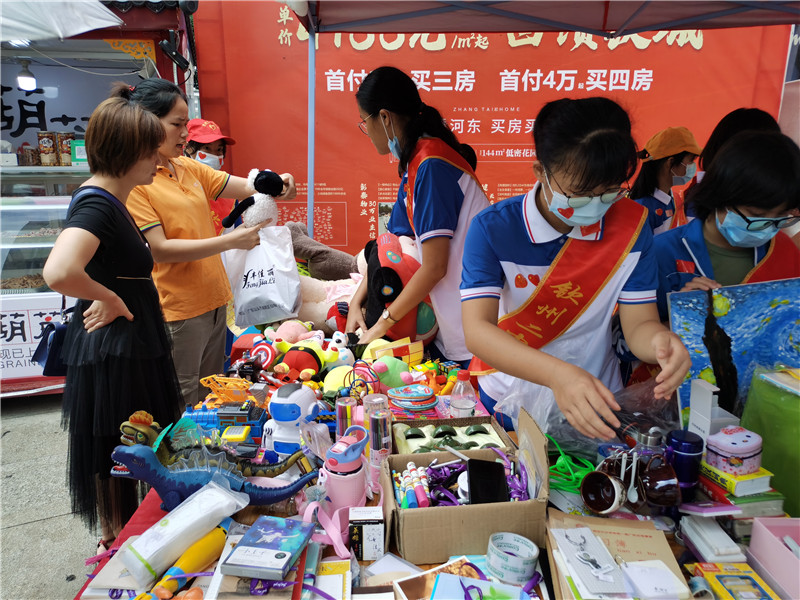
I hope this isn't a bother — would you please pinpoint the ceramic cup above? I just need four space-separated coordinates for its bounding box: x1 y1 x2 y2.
580 470 626 514
639 454 682 507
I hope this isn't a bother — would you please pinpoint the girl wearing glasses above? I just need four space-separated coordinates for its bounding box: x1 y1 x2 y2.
461 97 690 439
348 66 489 367
654 130 800 320
629 126 702 234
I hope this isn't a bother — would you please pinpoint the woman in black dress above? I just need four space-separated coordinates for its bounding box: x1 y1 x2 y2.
43 97 182 549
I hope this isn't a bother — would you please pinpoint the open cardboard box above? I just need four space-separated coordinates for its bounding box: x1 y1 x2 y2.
391 414 517 454
379 408 548 564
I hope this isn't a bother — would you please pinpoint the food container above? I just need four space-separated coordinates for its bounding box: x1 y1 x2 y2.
57 132 75 166
706 425 762 476
665 429 704 501
37 131 58 165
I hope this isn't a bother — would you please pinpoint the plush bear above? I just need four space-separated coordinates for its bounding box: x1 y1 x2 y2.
262 320 323 345
295 249 368 334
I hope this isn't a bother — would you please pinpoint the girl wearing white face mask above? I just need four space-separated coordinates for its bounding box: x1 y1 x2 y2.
185 119 236 234
630 127 701 235
461 97 691 440
653 130 800 321
346 66 489 368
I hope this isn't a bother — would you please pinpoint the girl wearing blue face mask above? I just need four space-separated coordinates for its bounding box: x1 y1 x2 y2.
347 66 489 368
629 127 702 235
653 130 800 320
461 97 691 440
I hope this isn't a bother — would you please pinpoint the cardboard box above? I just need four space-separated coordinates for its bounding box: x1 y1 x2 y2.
348 506 384 561
747 517 800 599
392 414 516 454
687 379 739 442
380 408 548 565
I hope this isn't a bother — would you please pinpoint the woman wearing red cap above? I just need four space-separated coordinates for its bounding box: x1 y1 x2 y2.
185 118 237 234
120 79 297 408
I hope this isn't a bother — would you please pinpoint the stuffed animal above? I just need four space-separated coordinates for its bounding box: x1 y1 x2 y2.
363 233 438 344
263 320 323 345
286 221 358 280
222 169 283 228
273 339 338 381
372 355 410 392
296 274 361 334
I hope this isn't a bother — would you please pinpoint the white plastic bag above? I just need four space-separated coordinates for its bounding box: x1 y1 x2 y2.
120 473 249 588
225 225 301 327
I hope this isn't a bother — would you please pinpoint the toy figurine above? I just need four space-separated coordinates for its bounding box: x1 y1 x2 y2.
262 383 320 457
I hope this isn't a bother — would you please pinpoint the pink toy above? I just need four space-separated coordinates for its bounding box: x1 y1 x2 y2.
706 426 763 476
263 320 322 345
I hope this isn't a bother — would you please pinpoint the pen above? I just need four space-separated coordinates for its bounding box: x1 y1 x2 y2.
402 470 418 508
407 462 430 508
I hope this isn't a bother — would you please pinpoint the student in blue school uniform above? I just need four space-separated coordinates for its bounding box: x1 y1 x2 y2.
654 130 800 320
671 108 781 229
345 66 489 368
460 97 691 440
630 126 702 234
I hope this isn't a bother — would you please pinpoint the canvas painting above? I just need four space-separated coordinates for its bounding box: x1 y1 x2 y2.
667 277 800 424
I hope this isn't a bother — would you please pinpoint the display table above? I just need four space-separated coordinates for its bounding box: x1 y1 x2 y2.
75 490 168 600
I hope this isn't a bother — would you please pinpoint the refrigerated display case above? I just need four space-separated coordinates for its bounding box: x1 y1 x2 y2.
0 166 86 396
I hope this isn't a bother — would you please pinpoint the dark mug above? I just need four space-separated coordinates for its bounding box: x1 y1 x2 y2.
639 454 682 507
580 470 626 514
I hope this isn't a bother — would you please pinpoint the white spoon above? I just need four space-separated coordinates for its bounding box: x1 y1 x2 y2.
627 451 639 504
620 452 627 486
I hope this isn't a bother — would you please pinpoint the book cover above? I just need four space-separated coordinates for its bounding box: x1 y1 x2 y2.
220 516 315 581
430 572 527 600
679 501 742 517
393 556 482 600
699 462 772 497
314 559 352 600
698 477 785 517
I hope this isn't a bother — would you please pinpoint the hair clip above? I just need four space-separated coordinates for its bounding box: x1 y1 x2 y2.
129 85 135 92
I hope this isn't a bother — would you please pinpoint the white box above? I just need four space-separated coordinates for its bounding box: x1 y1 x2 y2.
687 379 739 442
348 506 384 561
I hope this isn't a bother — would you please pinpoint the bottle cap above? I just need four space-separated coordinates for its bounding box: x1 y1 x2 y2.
457 369 470 381
666 429 704 453
636 430 663 447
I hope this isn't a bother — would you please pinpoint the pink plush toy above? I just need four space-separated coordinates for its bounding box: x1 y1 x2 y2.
263 320 323 345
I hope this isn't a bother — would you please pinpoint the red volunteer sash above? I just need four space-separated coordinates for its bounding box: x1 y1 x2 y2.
470 199 648 375
669 177 697 229
743 231 800 283
404 137 480 235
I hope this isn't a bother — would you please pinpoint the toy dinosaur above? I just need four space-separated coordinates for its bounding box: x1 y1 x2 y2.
111 443 319 511
119 413 304 478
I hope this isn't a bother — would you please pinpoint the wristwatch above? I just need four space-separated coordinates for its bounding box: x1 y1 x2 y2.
381 308 397 324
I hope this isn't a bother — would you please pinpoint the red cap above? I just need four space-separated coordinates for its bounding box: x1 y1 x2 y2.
186 119 236 145
457 369 470 381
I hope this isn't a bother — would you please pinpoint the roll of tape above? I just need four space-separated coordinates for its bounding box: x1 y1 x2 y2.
485 532 539 585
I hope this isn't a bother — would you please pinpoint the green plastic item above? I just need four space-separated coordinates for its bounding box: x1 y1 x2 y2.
741 368 800 517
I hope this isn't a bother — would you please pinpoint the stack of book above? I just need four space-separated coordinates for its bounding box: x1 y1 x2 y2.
698 461 785 543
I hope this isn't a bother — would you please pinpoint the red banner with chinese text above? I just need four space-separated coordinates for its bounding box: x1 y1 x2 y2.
194 2 790 255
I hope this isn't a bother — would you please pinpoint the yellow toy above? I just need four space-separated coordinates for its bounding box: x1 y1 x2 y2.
197 375 255 409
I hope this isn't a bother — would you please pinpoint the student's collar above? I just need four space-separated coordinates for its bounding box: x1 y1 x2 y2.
652 187 672 205
523 182 605 244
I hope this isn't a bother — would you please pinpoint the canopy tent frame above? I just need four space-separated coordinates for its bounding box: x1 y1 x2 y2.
288 0 800 237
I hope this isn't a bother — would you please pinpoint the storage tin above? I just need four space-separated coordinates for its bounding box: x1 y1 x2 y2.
706 426 762 476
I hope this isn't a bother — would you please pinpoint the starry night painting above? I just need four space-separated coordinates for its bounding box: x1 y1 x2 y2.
667 278 800 425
